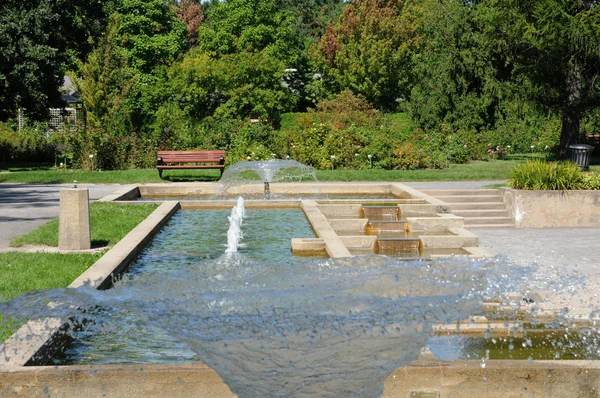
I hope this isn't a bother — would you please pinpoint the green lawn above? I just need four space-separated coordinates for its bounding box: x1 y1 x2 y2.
0 252 103 340
11 202 159 248
1 202 159 341
317 160 521 181
1 156 598 184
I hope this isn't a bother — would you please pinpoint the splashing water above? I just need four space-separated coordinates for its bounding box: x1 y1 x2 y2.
219 159 317 193
225 197 245 253
0 208 595 397
0 252 578 397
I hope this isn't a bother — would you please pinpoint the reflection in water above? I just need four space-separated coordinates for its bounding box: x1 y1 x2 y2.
0 208 593 397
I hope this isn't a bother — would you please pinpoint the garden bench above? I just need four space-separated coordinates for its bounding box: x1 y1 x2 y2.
156 150 226 179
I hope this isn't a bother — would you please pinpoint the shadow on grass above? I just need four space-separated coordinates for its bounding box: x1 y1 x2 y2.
0 162 53 172
162 173 222 182
91 239 110 249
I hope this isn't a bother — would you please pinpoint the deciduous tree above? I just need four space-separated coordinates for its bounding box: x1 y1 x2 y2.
315 0 417 111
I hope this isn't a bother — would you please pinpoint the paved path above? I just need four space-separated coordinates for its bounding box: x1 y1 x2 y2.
0 184 129 248
403 180 505 190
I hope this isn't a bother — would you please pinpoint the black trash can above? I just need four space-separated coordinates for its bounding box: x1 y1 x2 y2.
569 144 594 171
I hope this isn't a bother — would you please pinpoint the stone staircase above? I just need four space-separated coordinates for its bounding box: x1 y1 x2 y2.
421 189 515 228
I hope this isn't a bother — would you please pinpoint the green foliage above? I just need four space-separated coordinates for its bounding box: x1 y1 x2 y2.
581 172 600 190
501 0 600 157
226 121 280 163
409 0 600 158
198 0 302 64
116 0 187 75
69 15 139 170
275 0 345 39
315 0 416 110
0 0 111 121
0 121 55 163
509 160 592 190
163 50 295 122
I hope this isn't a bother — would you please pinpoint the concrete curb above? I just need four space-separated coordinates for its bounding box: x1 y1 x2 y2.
0 201 181 370
1 360 600 397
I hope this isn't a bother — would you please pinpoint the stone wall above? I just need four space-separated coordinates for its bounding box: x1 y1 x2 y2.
501 188 600 228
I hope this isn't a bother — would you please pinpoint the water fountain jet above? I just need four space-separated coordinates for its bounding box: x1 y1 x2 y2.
219 159 317 197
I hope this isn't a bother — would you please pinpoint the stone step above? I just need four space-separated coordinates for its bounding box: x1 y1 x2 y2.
422 189 502 197
435 195 504 203
464 216 514 225
451 209 511 218
448 202 507 210
465 223 515 229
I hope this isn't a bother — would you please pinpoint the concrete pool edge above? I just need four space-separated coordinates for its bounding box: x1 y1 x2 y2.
0 201 180 370
2 182 599 396
1 360 599 397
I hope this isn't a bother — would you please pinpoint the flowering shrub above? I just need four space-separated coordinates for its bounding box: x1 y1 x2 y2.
487 143 508 160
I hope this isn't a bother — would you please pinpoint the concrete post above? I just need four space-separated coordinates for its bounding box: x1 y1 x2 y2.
58 188 91 250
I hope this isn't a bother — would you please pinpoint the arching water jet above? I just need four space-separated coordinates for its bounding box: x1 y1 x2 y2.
219 159 317 198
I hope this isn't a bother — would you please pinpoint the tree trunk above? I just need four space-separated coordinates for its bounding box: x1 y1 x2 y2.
558 63 582 160
558 110 580 159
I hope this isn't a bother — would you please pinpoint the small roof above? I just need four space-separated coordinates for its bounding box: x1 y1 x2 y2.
60 76 77 95
61 93 81 104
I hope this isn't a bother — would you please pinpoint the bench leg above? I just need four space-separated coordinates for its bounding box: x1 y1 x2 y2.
158 169 163 179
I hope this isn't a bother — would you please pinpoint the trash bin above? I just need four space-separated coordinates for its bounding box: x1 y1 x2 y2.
569 144 594 171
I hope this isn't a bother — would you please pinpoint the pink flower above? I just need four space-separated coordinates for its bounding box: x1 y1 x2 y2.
487 149 492 154
488 143 492 147
356 145 361 149
496 146 500 151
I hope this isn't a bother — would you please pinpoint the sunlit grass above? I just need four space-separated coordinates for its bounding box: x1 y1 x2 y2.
0 252 103 340
0 155 598 183
11 202 158 247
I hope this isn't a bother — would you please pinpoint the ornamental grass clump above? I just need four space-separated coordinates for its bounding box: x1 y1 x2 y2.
509 160 590 190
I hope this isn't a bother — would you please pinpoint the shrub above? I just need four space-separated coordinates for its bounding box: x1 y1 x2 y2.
0 121 55 163
393 142 429 170
227 121 279 163
286 122 330 169
509 160 587 190
581 172 600 190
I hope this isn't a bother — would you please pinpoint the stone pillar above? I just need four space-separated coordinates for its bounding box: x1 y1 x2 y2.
58 188 91 250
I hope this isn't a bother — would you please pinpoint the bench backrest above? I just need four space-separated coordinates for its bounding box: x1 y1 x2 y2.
158 150 225 163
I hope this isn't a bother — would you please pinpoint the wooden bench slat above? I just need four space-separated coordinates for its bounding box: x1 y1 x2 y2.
156 150 226 179
157 165 225 169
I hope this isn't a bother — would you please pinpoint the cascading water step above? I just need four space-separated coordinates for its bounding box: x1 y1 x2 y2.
376 237 421 255
361 206 400 220
367 220 409 234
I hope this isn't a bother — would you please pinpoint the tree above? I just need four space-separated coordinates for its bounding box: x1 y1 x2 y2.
197 0 304 66
408 0 502 132
275 0 345 39
116 0 187 75
315 0 418 111
176 0 205 47
490 0 600 158
409 0 600 157
0 0 110 121
72 15 139 170
165 49 296 122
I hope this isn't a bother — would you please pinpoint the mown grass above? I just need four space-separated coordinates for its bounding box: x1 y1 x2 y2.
0 252 102 340
316 160 521 181
1 202 159 341
0 156 598 184
11 202 159 247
